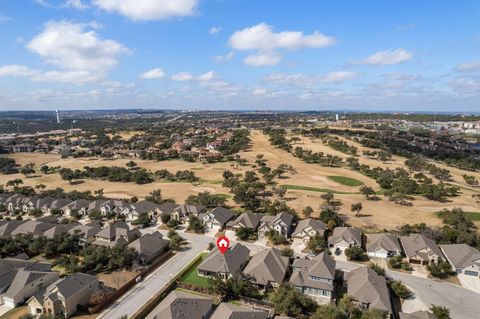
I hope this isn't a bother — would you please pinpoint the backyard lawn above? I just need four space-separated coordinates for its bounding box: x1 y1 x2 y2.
179 252 210 288
465 212 480 221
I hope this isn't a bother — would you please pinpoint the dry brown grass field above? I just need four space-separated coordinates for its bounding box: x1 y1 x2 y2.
1 130 479 231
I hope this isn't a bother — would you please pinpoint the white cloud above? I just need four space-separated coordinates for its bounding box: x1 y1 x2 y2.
171 72 193 81
356 49 413 65
0 65 39 77
63 0 89 10
93 0 198 21
265 71 358 84
252 88 268 96
244 51 282 67
199 81 229 88
197 71 216 81
31 70 101 83
229 23 335 51
321 71 358 82
34 0 54 8
213 51 234 63
0 14 11 23
27 20 128 74
209 26 222 35
139 68 165 79
456 61 480 72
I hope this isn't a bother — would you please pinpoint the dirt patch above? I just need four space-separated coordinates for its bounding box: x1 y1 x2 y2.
97 270 139 289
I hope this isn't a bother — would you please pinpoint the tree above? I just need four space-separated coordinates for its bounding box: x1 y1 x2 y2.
351 203 363 216
40 165 49 175
345 246 365 261
320 192 334 203
146 189 163 204
94 188 104 198
168 232 184 250
235 227 256 241
185 191 226 208
132 214 151 228
430 305 451 319
20 163 35 178
270 284 316 317
160 213 171 224
35 184 46 191
369 262 385 276
360 185 376 199
6 178 23 187
427 261 452 278
389 280 412 299
463 174 478 186
302 206 313 218
126 161 137 170
307 234 326 254
187 216 205 233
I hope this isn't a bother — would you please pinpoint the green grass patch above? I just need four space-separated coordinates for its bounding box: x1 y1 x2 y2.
465 212 480 221
281 184 355 194
206 179 224 185
179 252 210 288
328 175 364 187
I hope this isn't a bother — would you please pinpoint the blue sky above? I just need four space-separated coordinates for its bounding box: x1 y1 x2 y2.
0 0 479 111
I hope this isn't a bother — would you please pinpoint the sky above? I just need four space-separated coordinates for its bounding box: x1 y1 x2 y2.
0 0 479 112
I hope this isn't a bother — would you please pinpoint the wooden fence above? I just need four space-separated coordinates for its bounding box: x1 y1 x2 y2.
88 250 174 314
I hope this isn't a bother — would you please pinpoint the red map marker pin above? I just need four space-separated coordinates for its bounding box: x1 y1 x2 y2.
216 236 230 254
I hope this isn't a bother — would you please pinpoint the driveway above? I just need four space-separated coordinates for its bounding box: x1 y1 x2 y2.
204 225 220 237
291 239 306 254
224 229 238 241
98 231 213 319
458 274 480 294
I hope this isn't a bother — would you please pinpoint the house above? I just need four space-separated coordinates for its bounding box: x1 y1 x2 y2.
289 252 336 302
128 232 170 264
4 194 29 212
171 205 206 221
399 311 436 319
128 200 163 220
197 243 250 280
43 225 71 239
0 220 26 238
440 244 480 277
0 268 59 309
27 273 99 318
210 303 268 319
157 202 180 218
328 227 362 251
68 222 101 246
61 199 91 217
344 267 392 315
10 220 54 236
97 199 127 216
145 290 213 319
400 234 444 265
226 212 264 231
23 197 55 213
243 248 289 291
366 233 402 258
91 221 141 247
292 218 327 243
257 212 294 239
199 207 235 230
46 199 73 214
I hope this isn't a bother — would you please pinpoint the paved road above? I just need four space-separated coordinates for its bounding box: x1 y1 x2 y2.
97 231 213 319
336 260 480 319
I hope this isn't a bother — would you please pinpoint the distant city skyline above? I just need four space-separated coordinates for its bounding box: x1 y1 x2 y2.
0 0 479 111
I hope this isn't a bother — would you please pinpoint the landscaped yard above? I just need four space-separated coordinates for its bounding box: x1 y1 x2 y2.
179 252 210 288
328 175 364 187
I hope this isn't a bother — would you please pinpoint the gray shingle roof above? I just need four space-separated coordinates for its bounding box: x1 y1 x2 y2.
147 290 212 319
210 207 235 225
400 234 444 261
243 248 289 286
128 232 169 261
292 218 327 237
10 220 54 236
260 212 293 228
226 212 264 230
345 267 391 313
210 303 268 319
158 202 180 215
440 244 480 269
328 227 362 246
197 243 250 274
47 273 98 300
289 252 335 291
366 233 401 253
131 200 162 214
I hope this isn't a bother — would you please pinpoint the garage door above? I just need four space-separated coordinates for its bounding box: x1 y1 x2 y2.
465 270 479 276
